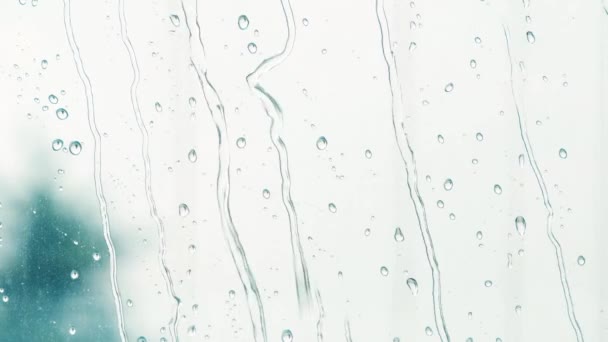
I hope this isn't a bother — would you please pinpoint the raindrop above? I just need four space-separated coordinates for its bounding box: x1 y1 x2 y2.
281 330 293 342
70 270 79 280
577 256 586 265
437 134 444 144
526 31 536 44
52 139 64 151
188 149 197 163
394 227 404 242
127 299 133 307
188 97 197 108
406 278 418 295
364 228 371 236
236 137 247 149
408 42 417 52
247 42 257 54
494 184 502 195
365 149 373 159
474 36 482 44
436 200 444 208
515 305 522 314
179 203 190 217
92 252 101 261
515 216 526 236
69 141 82 155
68 327 76 335
188 245 196 254
559 148 568 159
154 102 163 112
470 59 477 68
425 327 433 336
169 14 180 27
449 213 456 220
136 337 147 342
41 59 48 69
518 154 525 167
380 266 389 276
302 18 309 26
187 325 196 336
476 231 483 240
443 178 453 191
475 132 483 141
316 136 328 150
328 203 337 213
238 15 250 30
49 94 58 104
56 108 69 120
262 189 270 199
444 82 454 92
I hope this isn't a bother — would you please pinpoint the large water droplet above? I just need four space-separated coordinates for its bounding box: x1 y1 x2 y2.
526 31 536 44
236 137 247 149
443 178 453 191
515 216 526 236
56 108 69 120
136 337 147 342
406 278 418 295
394 227 404 242
179 203 190 217
188 149 197 163
52 139 64 151
316 136 327 150
281 329 293 342
444 83 454 92
48 94 58 104
559 148 568 159
238 15 250 30
169 14 180 27
69 141 82 155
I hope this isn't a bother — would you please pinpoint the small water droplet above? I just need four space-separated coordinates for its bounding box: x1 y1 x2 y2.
474 36 482 44
281 329 293 342
136 337 147 342
179 203 190 217
2 295 9 303
515 305 522 314
188 244 196 254
56 108 69 120
476 132 484 141
316 136 328 150
380 266 389 276
484 280 493 287
394 227 404 242
188 149 197 163
154 102 162 112
526 31 536 44
449 213 456 220
364 228 371 236
559 148 568 159
92 252 101 261
577 255 586 265
247 42 258 54
69 141 82 155
70 270 79 280
188 97 197 108
518 154 525 167
444 83 454 92
238 15 250 30
127 299 133 307
408 42 417 52
406 278 418 295
436 200 444 208
425 326 433 336
515 216 526 236
470 59 477 68
169 14 180 27
494 184 502 194
49 94 58 104
437 134 444 144
68 326 77 335
443 178 453 191
365 149 373 159
328 203 337 213
52 139 64 151
236 137 247 149
262 189 270 199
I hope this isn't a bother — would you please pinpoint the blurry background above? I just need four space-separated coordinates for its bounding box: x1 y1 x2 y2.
0 0 606 341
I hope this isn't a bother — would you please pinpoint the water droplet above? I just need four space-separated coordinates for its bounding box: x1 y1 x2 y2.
577 255 586 265
69 141 82 155
70 270 79 280
136 337 147 342
56 108 69 120
49 94 58 104
247 42 258 54
408 42 417 52
238 15 249 30
364 228 371 236
68 326 76 335
169 14 180 27
449 213 456 220
476 132 484 141
443 178 453 191
394 227 404 242
515 305 522 314
484 280 493 287
437 134 444 144
281 329 293 342
188 149 197 162
188 244 196 254
515 216 526 236
187 325 196 336
262 189 270 199
380 266 389 276
425 326 433 336
127 299 133 307
316 136 328 150
52 139 64 151
494 184 502 194
228 289 236 299
188 97 197 108
2 295 9 303
559 148 568 159
518 154 525 167
41 59 48 69
236 137 247 149
474 36 482 44
92 252 101 261
444 82 454 92
179 203 190 217
328 203 337 213
154 102 163 112
406 278 418 295
470 59 477 68
526 31 536 44
436 200 444 208
302 18 309 26
365 149 373 159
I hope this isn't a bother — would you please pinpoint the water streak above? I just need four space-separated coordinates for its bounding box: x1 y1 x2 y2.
375 1 450 340
180 2 267 341
344 318 353 342
118 0 181 340
502 25 584 342
245 0 313 312
315 290 325 341
62 0 127 340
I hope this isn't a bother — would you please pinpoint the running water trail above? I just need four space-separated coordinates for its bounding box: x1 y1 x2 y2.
245 0 313 312
344 318 353 342
315 290 325 342
62 0 127 340
502 26 584 342
118 0 181 340
375 1 450 341
180 2 267 341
